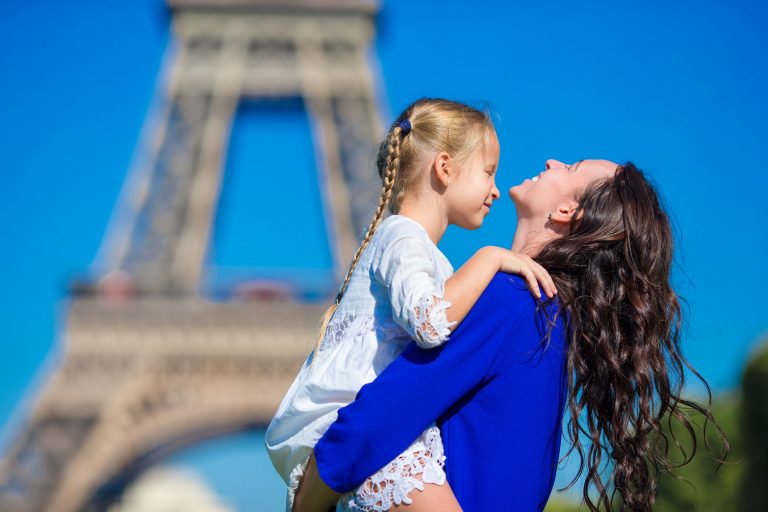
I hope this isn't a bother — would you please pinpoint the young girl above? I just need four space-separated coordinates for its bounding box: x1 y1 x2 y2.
266 98 555 511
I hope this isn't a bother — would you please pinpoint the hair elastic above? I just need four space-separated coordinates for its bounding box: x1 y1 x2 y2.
397 119 412 136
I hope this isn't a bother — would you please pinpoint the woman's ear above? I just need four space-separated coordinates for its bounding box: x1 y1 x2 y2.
549 200 579 224
432 151 452 187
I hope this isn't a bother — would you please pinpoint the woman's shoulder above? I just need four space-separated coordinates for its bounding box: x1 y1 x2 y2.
487 272 531 296
470 273 565 352
484 272 559 315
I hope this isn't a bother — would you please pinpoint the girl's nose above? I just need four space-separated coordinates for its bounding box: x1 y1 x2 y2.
491 182 500 199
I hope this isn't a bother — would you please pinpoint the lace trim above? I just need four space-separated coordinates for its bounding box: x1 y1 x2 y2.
286 454 311 511
339 426 447 512
318 312 375 354
317 296 453 356
411 295 454 348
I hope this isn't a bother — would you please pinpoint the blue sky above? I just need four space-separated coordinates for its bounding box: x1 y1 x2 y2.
1 0 767 507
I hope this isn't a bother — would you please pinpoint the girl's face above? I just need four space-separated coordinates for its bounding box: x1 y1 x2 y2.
445 130 501 230
509 159 617 219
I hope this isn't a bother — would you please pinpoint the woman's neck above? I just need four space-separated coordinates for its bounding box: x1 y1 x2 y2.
511 217 556 257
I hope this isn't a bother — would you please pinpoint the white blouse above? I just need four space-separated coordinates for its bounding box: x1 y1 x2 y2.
265 214 454 506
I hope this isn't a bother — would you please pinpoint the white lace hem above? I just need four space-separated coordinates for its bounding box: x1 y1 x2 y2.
412 295 455 349
337 426 447 512
286 454 311 512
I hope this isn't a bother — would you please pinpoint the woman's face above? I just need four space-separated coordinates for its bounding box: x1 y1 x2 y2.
508 159 618 218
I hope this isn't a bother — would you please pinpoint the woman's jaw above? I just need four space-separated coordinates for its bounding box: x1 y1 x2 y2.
508 159 619 255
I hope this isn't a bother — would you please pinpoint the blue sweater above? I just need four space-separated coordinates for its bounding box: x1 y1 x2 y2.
315 273 569 511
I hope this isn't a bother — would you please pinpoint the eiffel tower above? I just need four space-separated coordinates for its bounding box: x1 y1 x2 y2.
0 1 384 510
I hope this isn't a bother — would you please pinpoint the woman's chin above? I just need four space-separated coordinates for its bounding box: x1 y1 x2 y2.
508 183 527 203
508 187 526 208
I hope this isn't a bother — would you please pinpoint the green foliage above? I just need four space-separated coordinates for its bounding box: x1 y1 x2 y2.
653 397 741 511
655 341 768 512
544 497 584 512
741 342 768 512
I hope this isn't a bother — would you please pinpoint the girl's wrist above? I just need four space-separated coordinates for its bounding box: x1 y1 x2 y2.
478 246 504 270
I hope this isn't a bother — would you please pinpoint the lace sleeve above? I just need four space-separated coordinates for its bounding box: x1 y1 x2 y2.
372 224 455 348
411 294 453 347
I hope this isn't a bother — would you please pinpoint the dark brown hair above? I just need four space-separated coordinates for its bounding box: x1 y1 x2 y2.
534 162 728 511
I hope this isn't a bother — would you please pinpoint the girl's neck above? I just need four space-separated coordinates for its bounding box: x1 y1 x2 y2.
397 198 448 245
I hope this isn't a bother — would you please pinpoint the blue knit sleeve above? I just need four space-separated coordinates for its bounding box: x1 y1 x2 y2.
314 273 525 493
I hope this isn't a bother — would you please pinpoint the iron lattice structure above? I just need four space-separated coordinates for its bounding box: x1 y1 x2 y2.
0 1 384 510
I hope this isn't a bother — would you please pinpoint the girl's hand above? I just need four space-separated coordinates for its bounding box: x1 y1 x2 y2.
497 249 557 299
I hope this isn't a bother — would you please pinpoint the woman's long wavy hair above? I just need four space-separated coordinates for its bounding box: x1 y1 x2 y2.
534 162 728 511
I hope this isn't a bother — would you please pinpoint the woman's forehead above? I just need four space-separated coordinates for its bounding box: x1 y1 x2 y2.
579 159 618 174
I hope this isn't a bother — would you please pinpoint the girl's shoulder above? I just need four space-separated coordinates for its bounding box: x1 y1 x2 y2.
373 214 432 246
369 215 450 272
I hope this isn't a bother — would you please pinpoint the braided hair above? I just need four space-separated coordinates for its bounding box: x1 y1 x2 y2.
311 98 494 357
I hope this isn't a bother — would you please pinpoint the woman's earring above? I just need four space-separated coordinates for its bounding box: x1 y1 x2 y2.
547 212 553 222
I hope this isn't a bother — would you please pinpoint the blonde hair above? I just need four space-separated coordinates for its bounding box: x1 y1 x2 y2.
311 98 495 358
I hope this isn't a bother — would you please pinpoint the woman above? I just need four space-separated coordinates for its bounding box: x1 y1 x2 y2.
294 159 726 511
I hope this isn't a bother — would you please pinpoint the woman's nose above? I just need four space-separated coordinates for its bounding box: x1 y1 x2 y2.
545 159 566 170
491 182 500 199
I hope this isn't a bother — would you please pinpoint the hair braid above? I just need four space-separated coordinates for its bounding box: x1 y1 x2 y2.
307 98 495 362
311 125 404 357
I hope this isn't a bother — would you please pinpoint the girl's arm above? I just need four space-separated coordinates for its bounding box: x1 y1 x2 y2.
443 246 556 328
392 483 463 512
373 222 554 349
292 455 339 512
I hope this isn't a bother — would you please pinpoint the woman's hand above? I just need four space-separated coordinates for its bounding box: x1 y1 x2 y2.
496 249 557 299
293 454 340 512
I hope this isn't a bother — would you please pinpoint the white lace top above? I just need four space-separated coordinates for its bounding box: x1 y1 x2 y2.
265 214 454 492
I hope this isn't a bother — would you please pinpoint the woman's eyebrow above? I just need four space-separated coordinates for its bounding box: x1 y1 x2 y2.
572 160 585 171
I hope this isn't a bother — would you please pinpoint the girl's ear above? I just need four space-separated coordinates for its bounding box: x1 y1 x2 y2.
432 151 452 186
